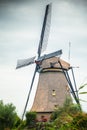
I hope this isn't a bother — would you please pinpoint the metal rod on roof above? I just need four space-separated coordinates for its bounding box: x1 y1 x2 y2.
68 42 71 62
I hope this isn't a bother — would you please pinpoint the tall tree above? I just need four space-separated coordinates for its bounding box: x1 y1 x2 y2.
0 100 17 129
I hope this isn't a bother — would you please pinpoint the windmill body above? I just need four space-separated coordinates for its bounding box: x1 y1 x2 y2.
31 57 71 120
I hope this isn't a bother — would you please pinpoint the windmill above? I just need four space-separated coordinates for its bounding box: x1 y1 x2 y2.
16 4 62 119
16 3 80 120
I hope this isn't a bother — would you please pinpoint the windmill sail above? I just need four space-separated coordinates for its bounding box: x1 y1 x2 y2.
21 4 52 119
37 49 62 62
38 3 52 57
16 56 36 69
22 66 37 120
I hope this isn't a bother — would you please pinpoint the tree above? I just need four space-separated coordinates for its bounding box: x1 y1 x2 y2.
0 100 17 130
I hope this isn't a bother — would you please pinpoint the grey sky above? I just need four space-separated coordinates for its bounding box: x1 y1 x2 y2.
0 0 87 117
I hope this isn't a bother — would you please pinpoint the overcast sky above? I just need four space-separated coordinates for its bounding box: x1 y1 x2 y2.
0 0 87 117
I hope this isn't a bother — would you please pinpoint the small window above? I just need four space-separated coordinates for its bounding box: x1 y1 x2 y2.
66 85 70 91
52 90 56 96
54 104 58 109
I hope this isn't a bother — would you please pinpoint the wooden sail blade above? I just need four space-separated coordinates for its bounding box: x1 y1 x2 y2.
16 56 36 69
22 66 37 120
37 49 62 62
37 3 52 57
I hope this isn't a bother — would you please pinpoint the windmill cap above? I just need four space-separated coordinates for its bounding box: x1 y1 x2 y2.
40 57 70 70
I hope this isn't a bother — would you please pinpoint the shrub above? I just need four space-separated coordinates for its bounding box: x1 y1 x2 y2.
71 112 87 130
14 115 22 128
25 111 37 128
17 120 26 130
68 104 81 116
53 112 73 129
0 100 17 130
51 97 81 121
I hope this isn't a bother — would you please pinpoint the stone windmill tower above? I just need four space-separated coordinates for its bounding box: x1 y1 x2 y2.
16 4 80 120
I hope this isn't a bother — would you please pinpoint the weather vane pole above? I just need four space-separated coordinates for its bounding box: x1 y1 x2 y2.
68 41 71 62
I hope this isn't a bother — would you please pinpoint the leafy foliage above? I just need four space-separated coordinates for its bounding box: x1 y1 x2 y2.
53 112 73 129
25 111 37 128
78 83 87 95
79 83 87 90
17 120 26 130
71 112 87 130
0 100 17 130
14 115 22 128
51 96 81 121
50 97 82 129
0 88 87 130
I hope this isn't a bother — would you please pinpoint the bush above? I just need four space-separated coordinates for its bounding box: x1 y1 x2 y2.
17 120 26 130
25 111 37 128
51 97 81 121
0 100 17 130
14 115 22 128
71 112 87 130
53 112 73 129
